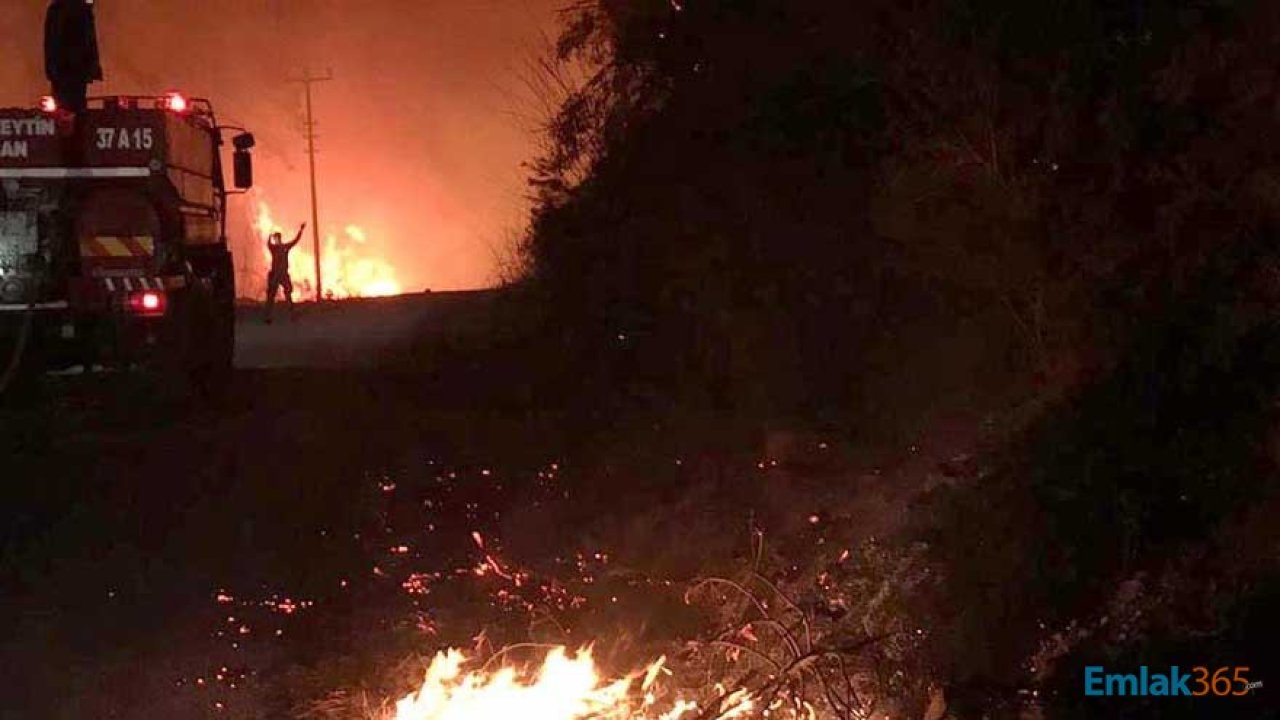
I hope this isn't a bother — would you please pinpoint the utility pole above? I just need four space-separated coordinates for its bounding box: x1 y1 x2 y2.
288 68 333 301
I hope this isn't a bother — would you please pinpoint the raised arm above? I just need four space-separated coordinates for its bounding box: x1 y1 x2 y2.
286 223 307 250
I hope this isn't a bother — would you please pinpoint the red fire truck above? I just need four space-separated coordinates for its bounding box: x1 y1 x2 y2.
0 92 255 396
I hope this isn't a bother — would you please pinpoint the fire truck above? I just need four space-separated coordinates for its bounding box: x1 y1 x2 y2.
0 92 255 396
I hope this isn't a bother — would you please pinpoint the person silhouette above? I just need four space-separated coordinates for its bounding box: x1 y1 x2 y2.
44 0 103 113
265 223 305 323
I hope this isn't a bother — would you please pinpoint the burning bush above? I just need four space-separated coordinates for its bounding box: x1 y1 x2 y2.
390 647 748 720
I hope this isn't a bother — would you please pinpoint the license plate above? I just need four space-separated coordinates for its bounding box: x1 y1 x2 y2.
0 211 38 256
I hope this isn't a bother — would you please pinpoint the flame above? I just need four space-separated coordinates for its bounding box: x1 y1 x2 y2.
394 647 753 720
254 200 402 299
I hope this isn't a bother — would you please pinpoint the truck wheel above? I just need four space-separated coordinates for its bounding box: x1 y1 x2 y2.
209 254 237 383
139 281 214 410
186 280 230 400
180 252 236 401
150 289 201 409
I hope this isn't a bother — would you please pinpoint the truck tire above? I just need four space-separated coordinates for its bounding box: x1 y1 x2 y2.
209 252 236 381
185 251 236 399
187 280 228 400
194 252 235 397
149 288 201 408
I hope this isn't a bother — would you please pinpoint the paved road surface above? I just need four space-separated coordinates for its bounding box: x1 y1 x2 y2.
235 290 500 370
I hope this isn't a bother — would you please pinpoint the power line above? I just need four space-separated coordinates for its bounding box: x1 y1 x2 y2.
287 67 333 301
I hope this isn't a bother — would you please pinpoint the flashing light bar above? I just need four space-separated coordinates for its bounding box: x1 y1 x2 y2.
36 93 199 115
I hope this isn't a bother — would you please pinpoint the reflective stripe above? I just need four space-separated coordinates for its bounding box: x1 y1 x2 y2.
0 167 151 179
82 235 155 258
99 276 186 293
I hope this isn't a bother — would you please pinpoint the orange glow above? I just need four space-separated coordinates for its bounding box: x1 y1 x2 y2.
2 1 562 292
393 647 752 720
254 199 402 299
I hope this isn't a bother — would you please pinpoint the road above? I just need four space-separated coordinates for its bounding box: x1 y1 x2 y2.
0 290 565 720
234 290 501 370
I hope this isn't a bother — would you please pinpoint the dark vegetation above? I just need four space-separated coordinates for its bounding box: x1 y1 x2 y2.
502 0 1280 716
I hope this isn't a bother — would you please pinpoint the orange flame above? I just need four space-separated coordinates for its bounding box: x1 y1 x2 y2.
255 200 402 299
393 647 753 720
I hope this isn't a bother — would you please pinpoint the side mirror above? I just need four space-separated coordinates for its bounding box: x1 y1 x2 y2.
232 132 256 151
233 149 254 190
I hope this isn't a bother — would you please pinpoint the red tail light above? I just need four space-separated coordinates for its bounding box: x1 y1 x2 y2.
39 96 58 113
128 290 167 317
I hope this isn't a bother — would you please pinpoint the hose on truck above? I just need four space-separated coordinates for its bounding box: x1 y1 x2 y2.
0 303 35 397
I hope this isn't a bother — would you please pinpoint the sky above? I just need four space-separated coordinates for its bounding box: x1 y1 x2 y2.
0 0 566 293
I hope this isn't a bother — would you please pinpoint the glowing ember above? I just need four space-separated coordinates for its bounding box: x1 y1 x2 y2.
394 647 751 720
255 199 402 299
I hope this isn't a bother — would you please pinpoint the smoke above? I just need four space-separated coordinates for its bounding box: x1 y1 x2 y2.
0 0 563 291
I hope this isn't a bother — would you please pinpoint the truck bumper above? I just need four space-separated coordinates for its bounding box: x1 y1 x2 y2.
0 277 186 371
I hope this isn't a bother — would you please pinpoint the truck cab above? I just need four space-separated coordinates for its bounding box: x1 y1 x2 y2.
0 93 254 394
